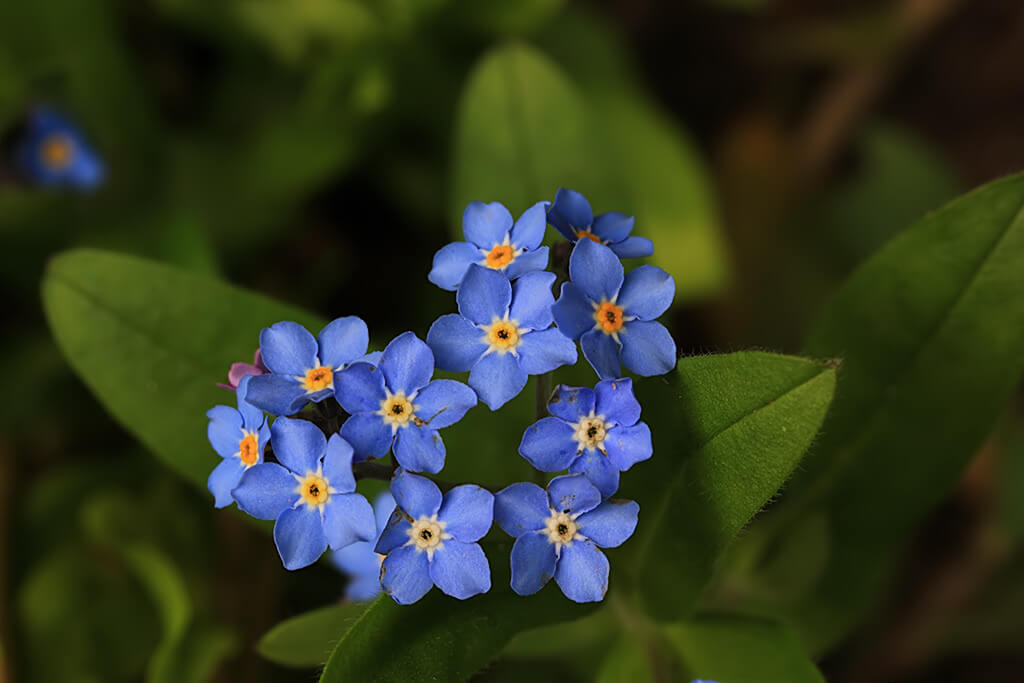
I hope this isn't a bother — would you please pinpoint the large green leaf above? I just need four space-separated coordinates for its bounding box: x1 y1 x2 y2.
625 352 836 620
259 603 370 668
41 248 324 489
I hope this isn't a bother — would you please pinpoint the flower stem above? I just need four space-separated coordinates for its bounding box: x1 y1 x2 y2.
532 373 553 486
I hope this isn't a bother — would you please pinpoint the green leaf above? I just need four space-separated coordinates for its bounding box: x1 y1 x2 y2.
259 603 370 669
595 632 656 683
666 614 825 683
625 352 836 620
41 248 324 489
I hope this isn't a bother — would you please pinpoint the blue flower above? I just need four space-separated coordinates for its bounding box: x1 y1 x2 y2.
375 470 493 604
335 332 477 473
552 239 676 380
233 417 376 570
494 474 638 603
547 188 653 258
331 490 396 602
428 201 550 291
11 106 105 190
519 379 652 498
206 375 270 508
426 265 578 410
246 316 379 416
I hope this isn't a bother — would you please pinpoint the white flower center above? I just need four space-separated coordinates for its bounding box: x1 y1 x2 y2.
572 412 609 453
405 514 451 561
543 510 583 551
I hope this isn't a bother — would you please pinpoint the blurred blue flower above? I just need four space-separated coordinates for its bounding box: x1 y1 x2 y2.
426 265 577 410
552 239 676 379
335 332 476 473
547 188 652 258
206 375 270 508
12 106 105 190
331 490 396 602
233 417 376 570
428 200 550 291
519 379 652 498
375 470 493 604
494 474 638 603
245 316 379 416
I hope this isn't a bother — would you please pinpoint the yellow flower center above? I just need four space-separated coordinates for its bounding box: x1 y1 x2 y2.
487 321 521 350
303 366 333 393
379 393 415 428
238 433 259 466
298 472 331 507
594 301 624 334
40 134 75 171
575 229 603 244
485 244 516 269
574 416 608 452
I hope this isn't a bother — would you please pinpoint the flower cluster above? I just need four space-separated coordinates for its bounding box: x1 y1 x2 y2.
205 188 677 604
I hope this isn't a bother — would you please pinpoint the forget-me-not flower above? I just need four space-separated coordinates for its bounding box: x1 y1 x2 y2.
428 201 549 291
375 470 493 604
547 188 652 258
206 375 270 507
233 417 376 570
12 106 105 190
552 239 676 380
218 348 268 392
331 490 395 602
335 332 477 473
519 379 652 498
494 474 638 603
426 265 577 410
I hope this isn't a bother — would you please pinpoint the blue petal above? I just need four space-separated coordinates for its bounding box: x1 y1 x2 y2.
609 236 654 259
381 545 433 605
375 508 412 554
517 328 578 375
548 188 594 238
318 316 370 370
413 379 477 429
570 451 621 499
581 329 622 380
430 541 491 599
390 470 443 518
275 506 329 570
208 458 247 508
332 540 378 576
358 350 383 366
468 351 527 410
576 500 639 549
619 321 677 376
618 265 675 321
206 405 242 458
244 374 308 416
510 532 557 596
519 417 578 472
393 425 446 474
438 485 494 542
260 321 319 375
594 378 641 427
554 539 609 603
591 212 635 243
345 574 383 603
457 265 512 325
380 332 435 395
426 314 488 372
271 416 326 475
323 434 357 493
569 239 623 304
551 282 596 341
334 362 387 414
503 246 550 281
235 375 265 431
339 413 393 462
373 491 397 530
494 482 549 537
323 493 377 550
428 241 484 291
605 423 653 472
509 201 549 250
547 385 595 423
509 271 556 330
462 201 513 248
232 463 298 520
546 474 601 515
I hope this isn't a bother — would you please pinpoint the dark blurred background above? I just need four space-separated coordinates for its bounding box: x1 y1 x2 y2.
2 0 1024 681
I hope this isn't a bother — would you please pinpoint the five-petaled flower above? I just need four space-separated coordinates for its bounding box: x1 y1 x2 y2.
331 490 396 602
375 470 493 604
335 332 477 473
547 188 653 258
428 201 550 291
233 417 376 570
12 106 105 191
552 239 676 380
206 375 270 507
245 316 378 416
494 474 638 603
426 265 577 410
519 379 652 498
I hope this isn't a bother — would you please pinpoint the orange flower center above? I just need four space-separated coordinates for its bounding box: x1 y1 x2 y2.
40 134 75 170
594 302 624 334
485 245 515 269
298 473 331 507
487 321 521 350
238 433 259 466
576 230 603 244
303 366 333 392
